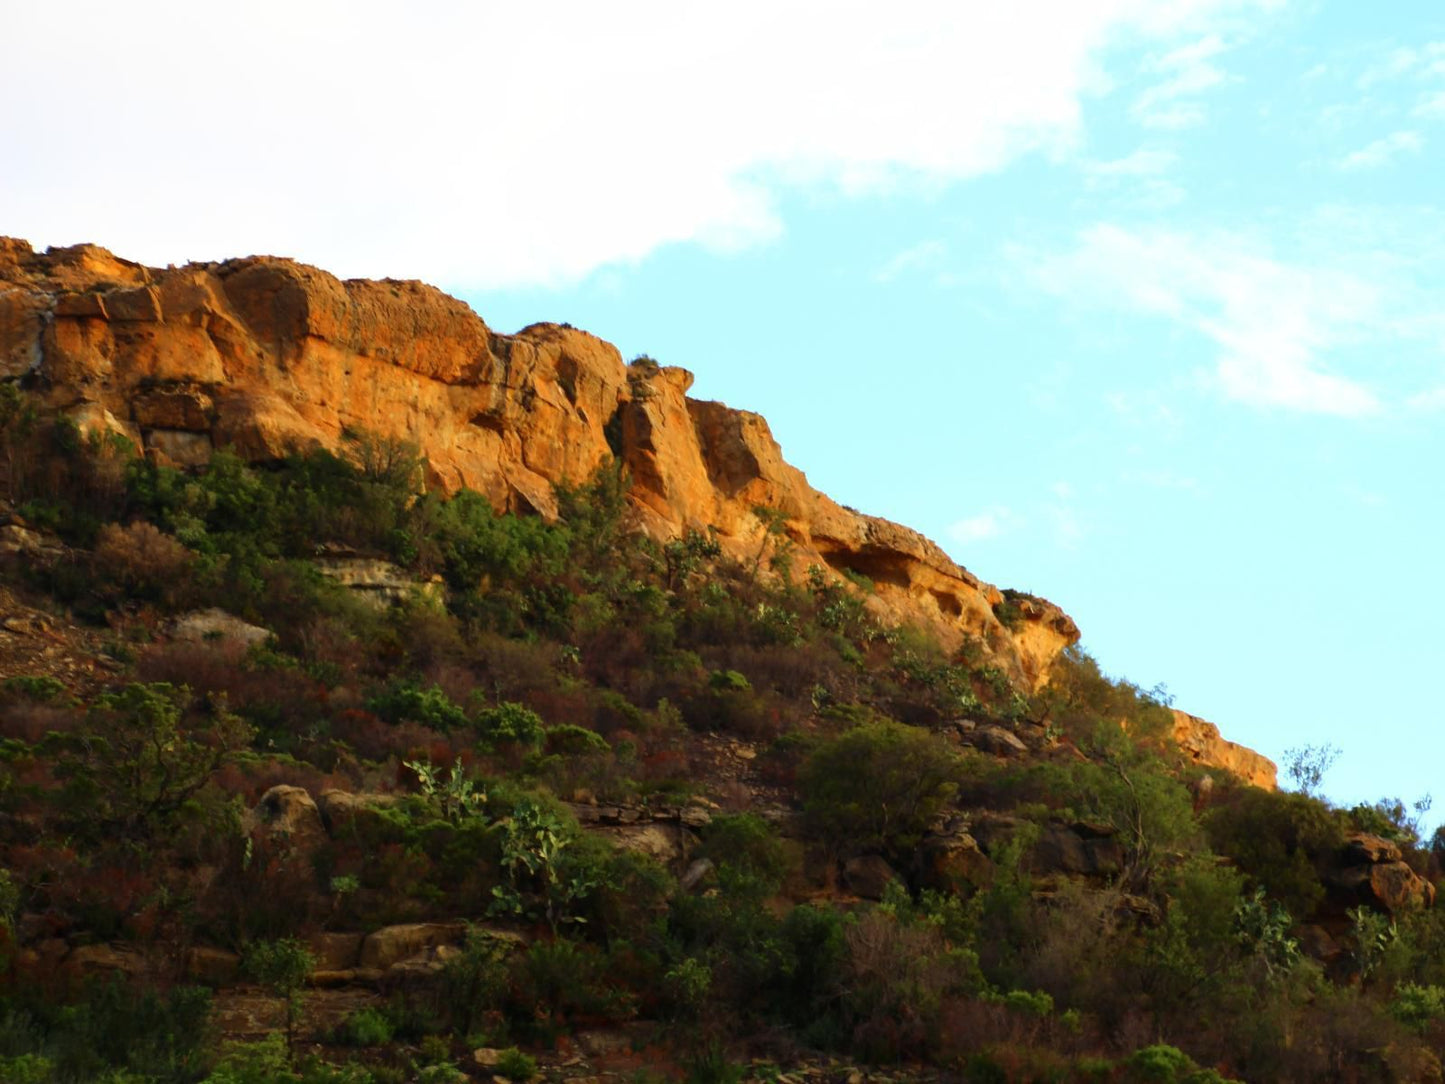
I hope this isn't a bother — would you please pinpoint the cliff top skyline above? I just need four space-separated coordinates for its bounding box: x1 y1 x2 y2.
5 2 1444 814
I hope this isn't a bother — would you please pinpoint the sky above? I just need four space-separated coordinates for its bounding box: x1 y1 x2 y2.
4 1 1444 818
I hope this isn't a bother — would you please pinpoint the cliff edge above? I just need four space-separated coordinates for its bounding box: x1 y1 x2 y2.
0 237 1269 788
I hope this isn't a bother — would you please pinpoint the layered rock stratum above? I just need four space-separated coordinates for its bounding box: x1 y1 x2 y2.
0 237 1272 784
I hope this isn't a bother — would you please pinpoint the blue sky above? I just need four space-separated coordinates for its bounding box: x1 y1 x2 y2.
4 1 1444 815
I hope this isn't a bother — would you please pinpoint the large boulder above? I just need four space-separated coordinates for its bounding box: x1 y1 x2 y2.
245 786 328 854
1324 832 1435 916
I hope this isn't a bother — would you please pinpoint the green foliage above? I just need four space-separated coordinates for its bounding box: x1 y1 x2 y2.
438 925 511 1037
1124 1044 1195 1082
1 676 70 704
799 720 959 860
494 1048 537 1081
1390 982 1445 1033
334 1008 394 1047
406 757 487 824
243 939 315 1053
49 682 251 837
203 1034 374 1084
1346 905 1396 983
476 701 546 751
700 814 791 897
488 798 596 931
1205 788 1343 919
0 981 213 1083
367 679 468 731
1232 887 1301 979
543 723 611 757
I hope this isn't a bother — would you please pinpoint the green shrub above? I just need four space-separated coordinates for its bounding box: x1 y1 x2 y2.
543 724 611 757
476 701 545 751
367 679 468 731
799 720 959 861
1124 1044 1195 1083
495 1047 537 1081
700 813 790 896
335 1008 393 1046
1206 788 1343 919
49 681 251 838
1390 982 1445 1033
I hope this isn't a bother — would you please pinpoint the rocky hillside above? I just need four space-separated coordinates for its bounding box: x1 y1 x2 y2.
0 237 1275 792
27 238 1432 1084
0 237 1078 687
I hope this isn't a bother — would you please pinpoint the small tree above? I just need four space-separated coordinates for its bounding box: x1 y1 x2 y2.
52 682 251 838
243 938 315 1057
1282 743 1340 797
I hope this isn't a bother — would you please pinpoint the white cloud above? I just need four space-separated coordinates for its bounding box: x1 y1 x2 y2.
1083 148 1186 207
1131 33 1233 129
1 0 1279 289
1417 92 1445 120
1088 149 1180 177
1357 41 1445 88
873 240 947 283
1024 224 1390 416
1339 130 1425 171
947 507 1017 544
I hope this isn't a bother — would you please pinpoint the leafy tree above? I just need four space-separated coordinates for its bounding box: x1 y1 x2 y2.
800 720 960 862
1281 743 1340 797
243 939 315 1056
50 683 251 837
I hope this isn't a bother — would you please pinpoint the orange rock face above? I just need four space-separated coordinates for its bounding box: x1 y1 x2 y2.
1171 709 1278 790
3 237 1078 689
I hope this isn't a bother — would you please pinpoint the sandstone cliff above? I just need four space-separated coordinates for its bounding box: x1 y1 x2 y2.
1172 709 1277 790
1 238 1082 690
0 238 1264 786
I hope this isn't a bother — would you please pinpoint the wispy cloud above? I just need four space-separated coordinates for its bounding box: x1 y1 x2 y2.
0 0 1283 289
1357 41 1445 88
1339 130 1424 171
873 240 947 283
947 507 1017 545
1083 148 1185 207
1131 35 1233 130
1022 224 1393 416
1417 92 1445 120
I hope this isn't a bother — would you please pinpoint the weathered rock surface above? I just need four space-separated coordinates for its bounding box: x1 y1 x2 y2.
170 608 270 648
842 854 900 899
1324 832 1435 916
244 785 328 854
1171 709 1278 790
0 238 1075 688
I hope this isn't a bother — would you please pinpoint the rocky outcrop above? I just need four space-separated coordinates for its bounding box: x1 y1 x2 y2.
0 238 1076 688
1324 832 1435 916
1171 709 1278 790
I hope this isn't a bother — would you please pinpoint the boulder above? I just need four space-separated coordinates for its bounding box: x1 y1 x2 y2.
917 823 992 891
245 785 327 854
170 608 271 648
970 725 1028 757
64 943 148 979
1324 832 1435 916
1171 709 1277 790
316 789 400 834
595 823 696 866
842 854 899 900
307 932 363 971
358 922 466 970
